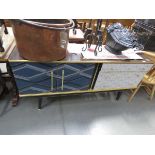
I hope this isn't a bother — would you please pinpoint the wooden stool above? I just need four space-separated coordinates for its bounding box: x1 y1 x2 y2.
69 29 85 44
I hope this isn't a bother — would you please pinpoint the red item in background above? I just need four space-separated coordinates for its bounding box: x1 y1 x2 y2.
88 48 95 52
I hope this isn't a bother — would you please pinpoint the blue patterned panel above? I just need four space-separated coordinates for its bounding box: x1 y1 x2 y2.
9 62 96 94
19 85 53 94
9 62 57 94
56 64 95 91
15 79 34 89
10 62 57 82
56 64 95 80
57 76 92 91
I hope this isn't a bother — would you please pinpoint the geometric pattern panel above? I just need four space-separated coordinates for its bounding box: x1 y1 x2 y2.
9 62 96 94
9 62 57 94
56 64 95 80
19 85 52 94
56 64 95 91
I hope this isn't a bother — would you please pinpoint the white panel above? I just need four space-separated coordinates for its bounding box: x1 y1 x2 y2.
0 63 7 73
94 71 146 89
101 64 153 72
94 63 153 90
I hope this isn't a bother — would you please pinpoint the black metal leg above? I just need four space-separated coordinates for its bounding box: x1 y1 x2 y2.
116 91 122 100
38 98 42 110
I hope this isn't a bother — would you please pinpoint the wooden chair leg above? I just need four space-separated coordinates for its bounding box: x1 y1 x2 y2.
128 82 142 103
150 85 155 100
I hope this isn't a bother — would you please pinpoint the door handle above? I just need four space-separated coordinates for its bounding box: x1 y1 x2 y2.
51 71 53 91
61 70 64 91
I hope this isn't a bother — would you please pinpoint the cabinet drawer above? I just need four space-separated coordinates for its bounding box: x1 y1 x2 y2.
101 64 153 72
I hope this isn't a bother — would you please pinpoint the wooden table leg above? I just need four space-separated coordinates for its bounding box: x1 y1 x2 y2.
150 85 155 100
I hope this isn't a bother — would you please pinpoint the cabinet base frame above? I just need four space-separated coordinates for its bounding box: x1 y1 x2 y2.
18 89 126 109
19 87 136 98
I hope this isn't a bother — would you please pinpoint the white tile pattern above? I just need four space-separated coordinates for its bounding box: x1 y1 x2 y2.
94 64 153 90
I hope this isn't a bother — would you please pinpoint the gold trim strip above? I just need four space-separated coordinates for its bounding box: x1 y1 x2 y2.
51 71 53 91
61 70 64 91
8 60 153 64
19 87 136 97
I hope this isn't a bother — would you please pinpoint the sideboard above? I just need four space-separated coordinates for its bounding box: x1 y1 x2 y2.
1 43 153 109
